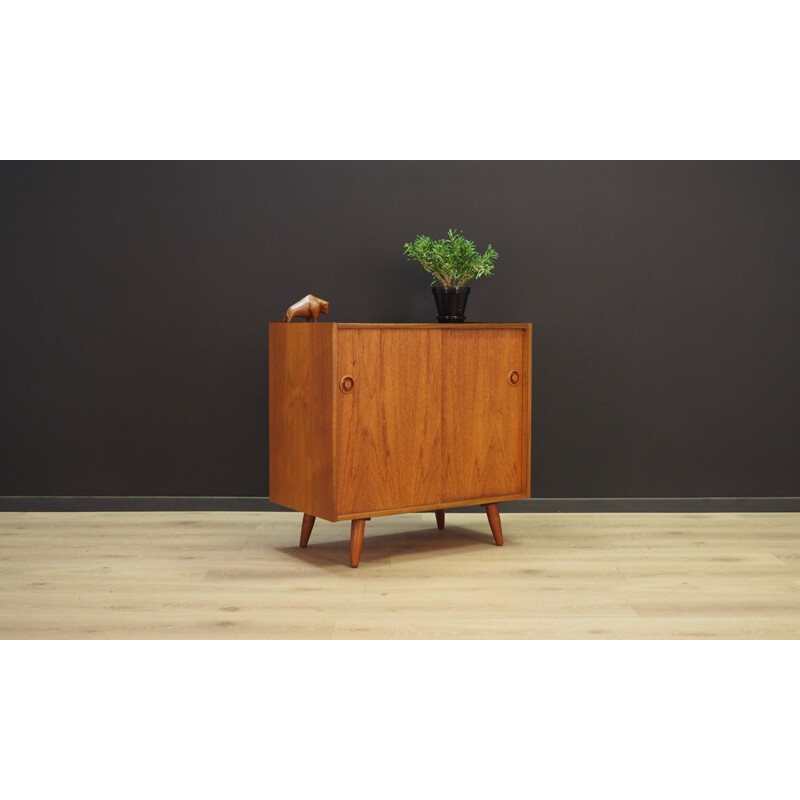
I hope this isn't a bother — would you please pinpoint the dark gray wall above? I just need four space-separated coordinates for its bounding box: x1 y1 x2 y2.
2 162 799 499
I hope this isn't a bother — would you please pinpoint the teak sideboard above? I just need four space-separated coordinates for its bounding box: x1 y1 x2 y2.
269 323 532 567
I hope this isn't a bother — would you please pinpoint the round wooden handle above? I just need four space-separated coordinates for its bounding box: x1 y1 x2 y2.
508 370 520 386
339 375 355 393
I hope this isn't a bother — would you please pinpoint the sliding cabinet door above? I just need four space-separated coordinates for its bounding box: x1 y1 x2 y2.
441 328 528 503
336 328 442 516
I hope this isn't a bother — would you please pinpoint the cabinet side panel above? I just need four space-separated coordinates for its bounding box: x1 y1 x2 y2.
268 323 335 519
442 328 527 502
336 328 442 516
525 324 532 498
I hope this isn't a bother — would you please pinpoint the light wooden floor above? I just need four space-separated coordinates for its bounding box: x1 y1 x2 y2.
1 511 798 639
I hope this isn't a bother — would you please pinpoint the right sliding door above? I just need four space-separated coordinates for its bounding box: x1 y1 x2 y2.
441 327 529 503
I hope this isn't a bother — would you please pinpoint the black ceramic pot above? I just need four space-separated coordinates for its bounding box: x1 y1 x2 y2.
432 286 470 323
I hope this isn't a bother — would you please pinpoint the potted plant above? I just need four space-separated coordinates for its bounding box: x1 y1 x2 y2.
403 228 498 322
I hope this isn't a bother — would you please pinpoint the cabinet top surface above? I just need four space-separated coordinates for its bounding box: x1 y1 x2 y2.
269 322 531 329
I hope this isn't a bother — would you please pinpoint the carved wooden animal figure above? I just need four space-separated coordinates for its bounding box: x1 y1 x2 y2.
283 294 330 323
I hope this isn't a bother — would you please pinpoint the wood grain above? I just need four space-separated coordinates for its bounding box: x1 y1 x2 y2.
441 327 528 502
524 325 533 494
330 492 529 520
335 324 530 329
335 328 442 516
268 322 335 520
2 511 798 639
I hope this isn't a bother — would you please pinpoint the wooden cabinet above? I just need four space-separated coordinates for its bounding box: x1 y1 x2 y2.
269 323 532 566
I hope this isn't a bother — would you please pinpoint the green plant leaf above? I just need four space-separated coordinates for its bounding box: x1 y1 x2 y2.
403 229 498 287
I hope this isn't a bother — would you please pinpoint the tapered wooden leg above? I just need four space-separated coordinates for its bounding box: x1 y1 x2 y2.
484 503 504 546
350 519 366 568
435 509 445 530
300 513 315 548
